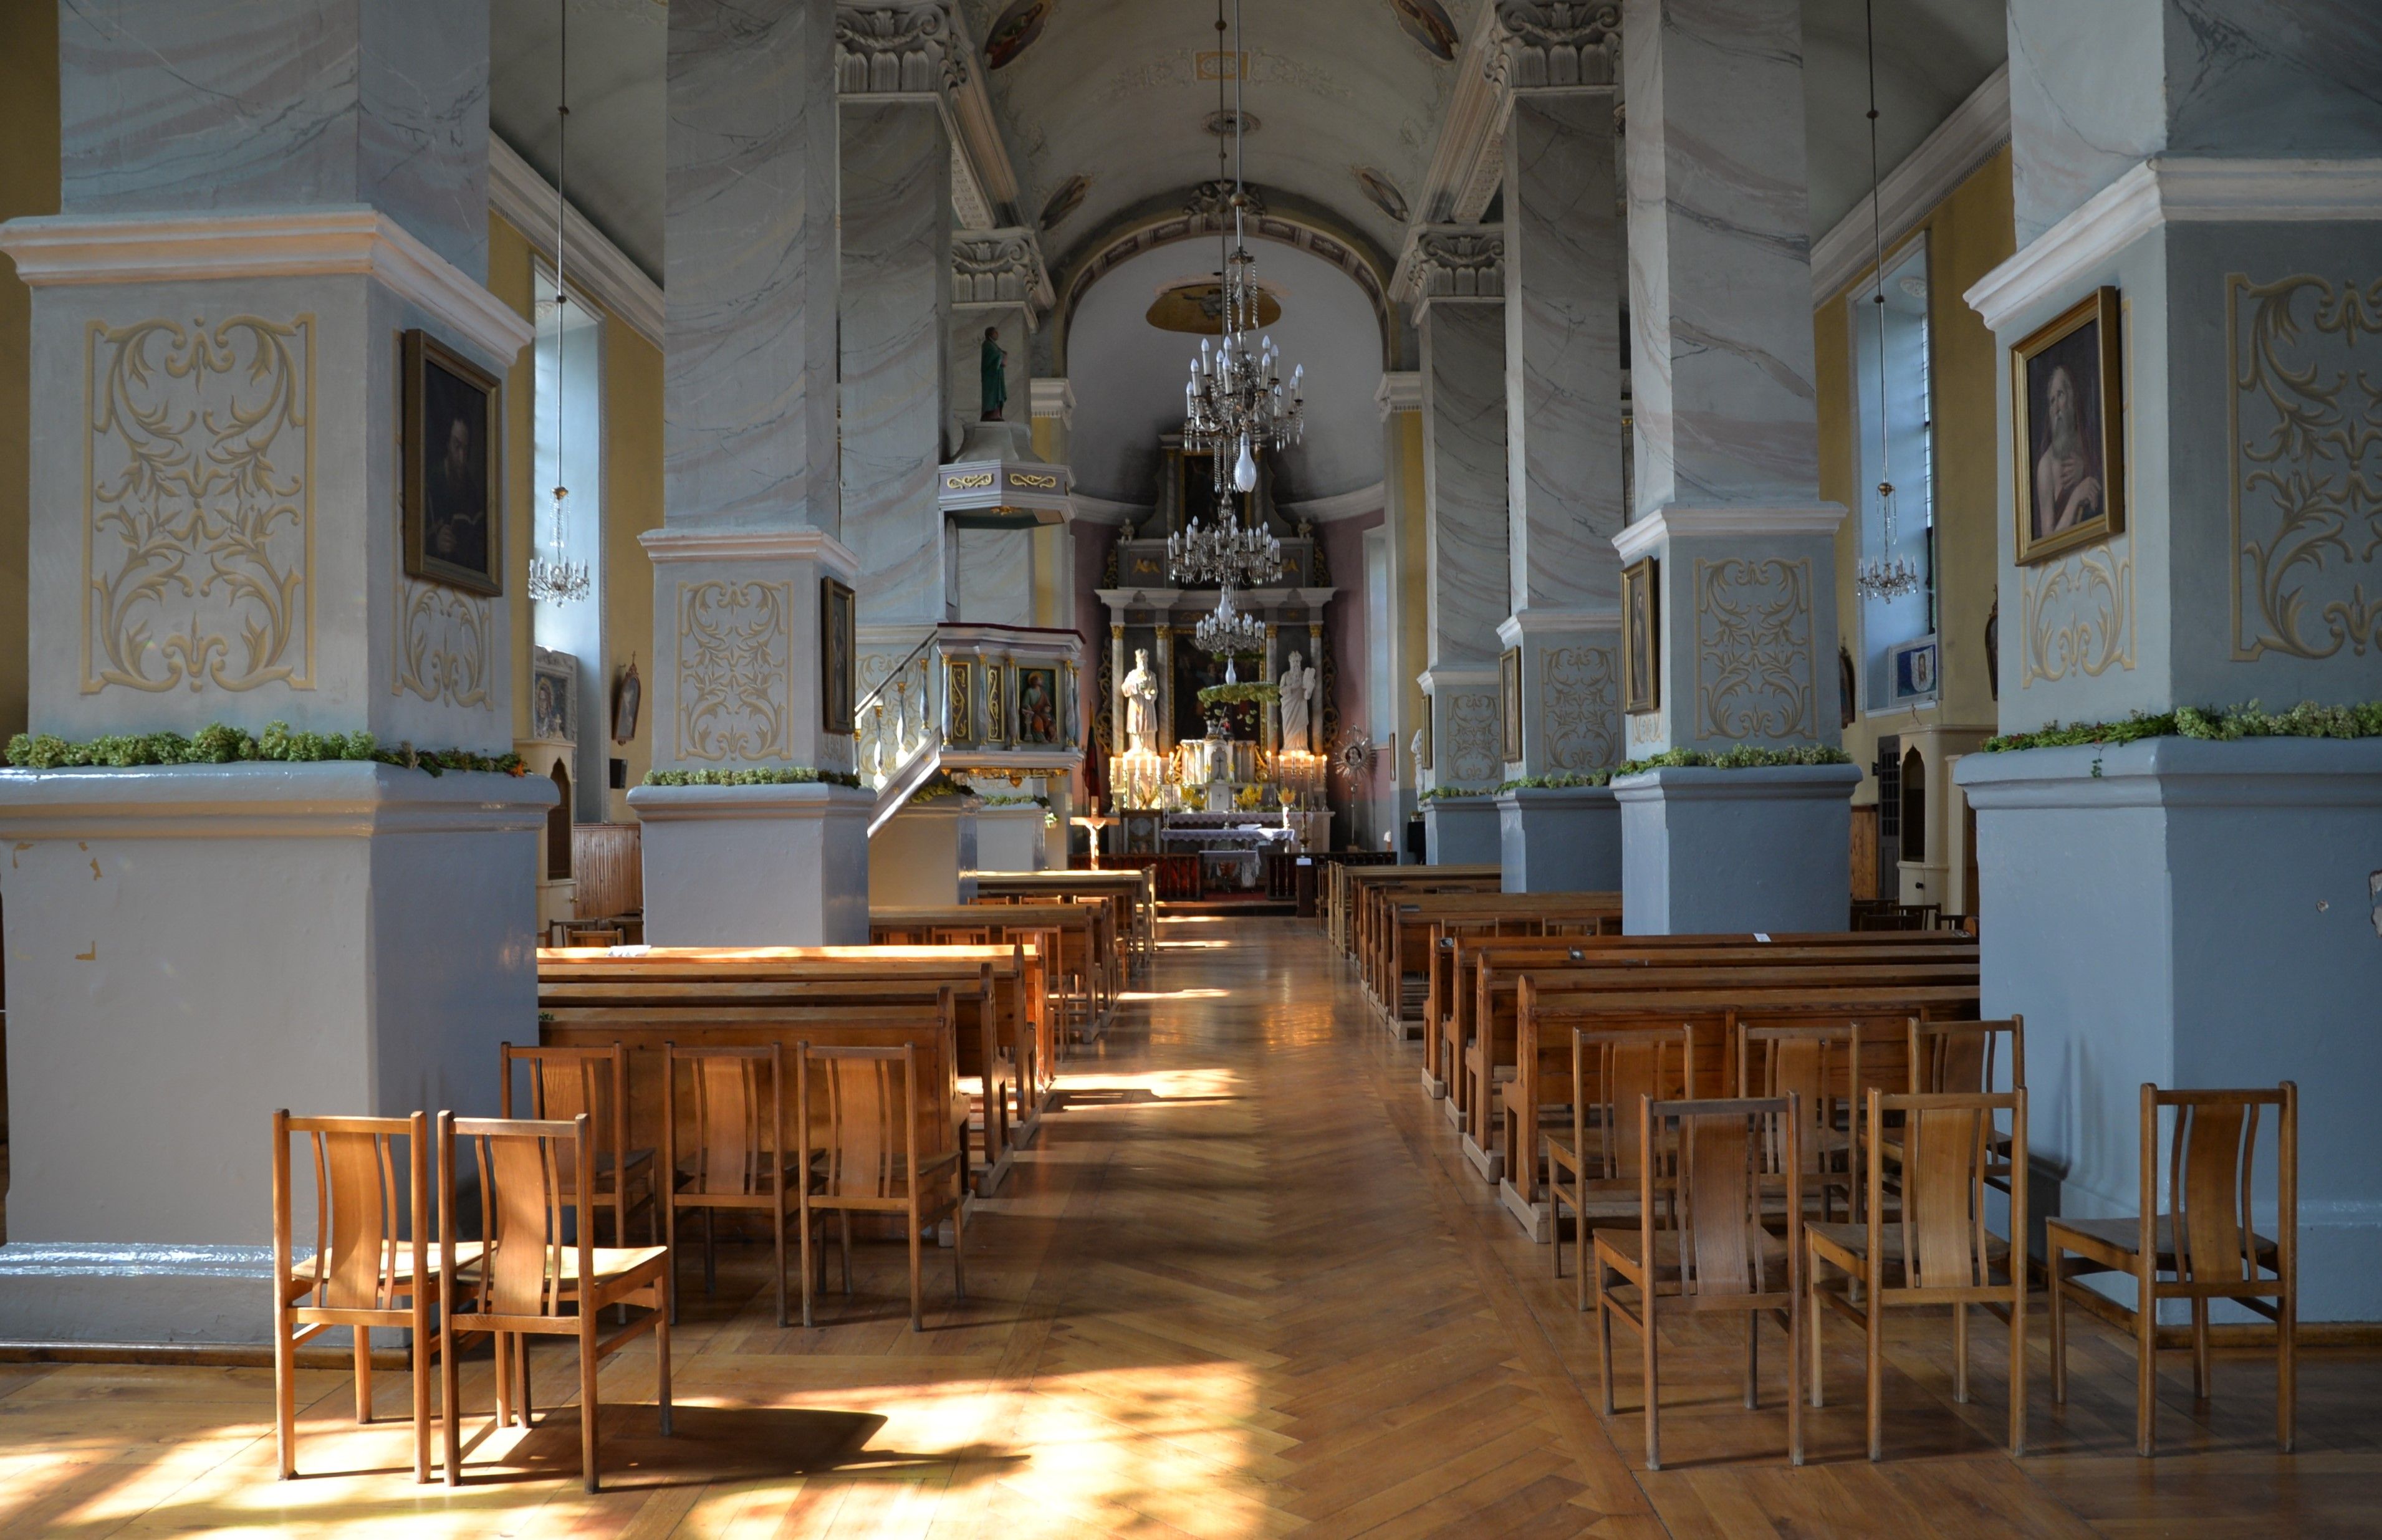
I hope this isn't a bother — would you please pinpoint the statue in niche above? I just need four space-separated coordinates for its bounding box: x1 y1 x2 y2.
979 327 1007 421
1121 648 1159 755
1279 651 1315 755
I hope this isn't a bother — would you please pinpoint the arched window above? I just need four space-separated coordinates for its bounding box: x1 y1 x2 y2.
1899 747 1926 864
547 765 573 881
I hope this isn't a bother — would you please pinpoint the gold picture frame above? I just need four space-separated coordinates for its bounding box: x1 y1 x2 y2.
401 328 502 595
2012 285 2124 565
1499 646 1522 763
1621 557 1660 714
820 578 855 734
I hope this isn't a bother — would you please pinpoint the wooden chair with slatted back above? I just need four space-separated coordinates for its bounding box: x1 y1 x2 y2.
1906 1016 2025 1191
2047 1082 2297 1457
1737 1021 1856 1223
500 1041 656 1248
1547 1026 1688 1306
1803 1088 2029 1461
795 1040 968 1331
1592 1094 1804 1471
437 1111 672 1492
272 1109 463 1483
661 1042 809 1328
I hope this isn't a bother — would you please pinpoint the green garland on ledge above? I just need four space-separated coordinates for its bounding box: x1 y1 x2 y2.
1982 700 2382 754
1614 744 1854 777
1494 772 1611 792
979 793 1051 808
6 722 524 777
642 767 863 788
1196 681 1279 709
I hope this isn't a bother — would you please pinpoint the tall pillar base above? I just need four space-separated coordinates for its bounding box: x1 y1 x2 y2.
0 763 552 1344
1958 738 2382 1321
628 782 872 945
975 801 1046 873
869 800 981 906
1615 763 1858 934
1423 796 1502 865
1497 786 1621 892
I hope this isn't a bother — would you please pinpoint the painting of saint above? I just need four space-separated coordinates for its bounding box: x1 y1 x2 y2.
820 580 855 733
985 0 1052 69
1391 0 1459 61
2013 286 2124 563
1353 166 1410 224
1621 558 1659 714
1039 173 1090 232
1017 666 1060 745
402 330 502 595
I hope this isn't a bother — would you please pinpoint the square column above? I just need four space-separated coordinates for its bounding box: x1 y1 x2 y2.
0 1 550 1343
631 0 872 945
1612 0 1849 930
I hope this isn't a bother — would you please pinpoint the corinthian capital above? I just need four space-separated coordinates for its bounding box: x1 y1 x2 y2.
951 227 1054 326
836 2 968 98
1487 1 1621 93
1407 224 1506 318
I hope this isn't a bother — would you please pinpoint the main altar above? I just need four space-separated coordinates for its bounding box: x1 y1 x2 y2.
1093 438 1338 893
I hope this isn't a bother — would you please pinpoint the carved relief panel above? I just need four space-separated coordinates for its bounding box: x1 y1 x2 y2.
1540 643 1618 770
1693 557 1815 741
1445 690 1502 784
675 579 795 762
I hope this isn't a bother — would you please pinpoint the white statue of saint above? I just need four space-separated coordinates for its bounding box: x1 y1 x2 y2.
1121 647 1159 755
1278 650 1314 755
1410 727 1426 779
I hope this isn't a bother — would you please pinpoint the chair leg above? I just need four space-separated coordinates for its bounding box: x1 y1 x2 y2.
493 1330 512 1428
655 1279 673 1438
441 1321 464 1486
774 1198 790 1331
1594 1264 1615 1417
2190 1296 2211 1401
579 1314 600 1494
1789 1296 1806 1467
2009 1275 2029 1458
1744 1311 1759 1411
665 1193 680 1326
354 1327 373 1424
908 1205 926 1332
2279 1283 2297 1454
839 1211 855 1296
1953 1301 1971 1404
1643 1291 1661 1472
274 1312 298 1480
1865 1279 1884 1462
517 1334 535 1427
1808 1262 1825 1409
411 1306 433 1485
799 1202 816 1329
2048 1252 2068 1404
2135 1258 2158 1458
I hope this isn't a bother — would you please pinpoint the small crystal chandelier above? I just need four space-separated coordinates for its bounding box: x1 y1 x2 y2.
1193 585 1266 679
527 0 592 606
1174 0 1302 575
1853 0 1919 603
1168 504 1282 588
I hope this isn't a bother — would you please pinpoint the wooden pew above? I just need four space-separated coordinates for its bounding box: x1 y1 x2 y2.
539 947 1047 1196
1498 975 1981 1238
1371 892 1623 1033
1355 872 1507 997
1335 864 1497 959
971 868 1155 975
873 902 1112 1046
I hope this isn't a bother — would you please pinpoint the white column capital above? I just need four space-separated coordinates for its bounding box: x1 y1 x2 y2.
1486 1 1622 94
835 2 969 100
951 226 1054 328
1403 224 1506 323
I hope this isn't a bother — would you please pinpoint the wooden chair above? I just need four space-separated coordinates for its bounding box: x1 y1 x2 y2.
1547 1027 1686 1307
795 1041 967 1331
500 1041 658 1246
661 1042 812 1328
1737 1022 1855 1223
271 1109 463 1483
438 1111 672 1493
1592 1094 1805 1470
1803 1088 2029 1461
1906 1016 2025 1191
2048 1082 2297 1457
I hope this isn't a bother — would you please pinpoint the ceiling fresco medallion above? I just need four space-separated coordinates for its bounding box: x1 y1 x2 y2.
1038 173 1091 231
984 0 1054 70
1352 166 1410 222
1145 280 1284 335
1392 0 1459 61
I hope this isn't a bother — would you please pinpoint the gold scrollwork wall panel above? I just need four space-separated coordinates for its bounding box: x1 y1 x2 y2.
2231 273 2382 659
391 578 493 708
1446 691 1501 784
1540 644 1618 771
2020 542 2133 687
1693 558 1815 741
84 315 315 694
676 579 795 762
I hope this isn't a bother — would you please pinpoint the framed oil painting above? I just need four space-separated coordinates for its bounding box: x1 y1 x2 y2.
1621 557 1660 714
1499 646 1522 763
820 578 855 734
531 648 574 743
401 328 502 595
1017 664 1061 745
2012 286 2123 564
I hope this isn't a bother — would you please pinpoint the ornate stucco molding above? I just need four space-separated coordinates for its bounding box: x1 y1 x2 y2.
1184 180 1265 222
1486 1 1621 94
1403 224 1506 322
834 3 967 98
951 227 1055 327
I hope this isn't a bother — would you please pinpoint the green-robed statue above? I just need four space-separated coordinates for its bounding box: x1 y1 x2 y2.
979 326 1007 421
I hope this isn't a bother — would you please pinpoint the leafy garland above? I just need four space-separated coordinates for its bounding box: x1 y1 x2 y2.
1197 681 1280 709
1982 701 2382 754
643 766 863 788
7 722 525 777
1496 772 1611 792
1614 744 1853 777
978 793 1052 808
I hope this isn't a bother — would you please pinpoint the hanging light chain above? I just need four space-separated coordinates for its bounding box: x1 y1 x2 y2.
1853 0 1919 603
529 0 592 605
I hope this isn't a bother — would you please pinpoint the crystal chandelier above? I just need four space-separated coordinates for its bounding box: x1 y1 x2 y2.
1174 0 1302 572
1193 585 1265 674
1167 505 1282 588
1853 0 1919 604
527 0 592 606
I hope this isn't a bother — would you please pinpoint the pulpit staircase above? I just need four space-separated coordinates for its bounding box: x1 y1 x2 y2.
858 623 1086 840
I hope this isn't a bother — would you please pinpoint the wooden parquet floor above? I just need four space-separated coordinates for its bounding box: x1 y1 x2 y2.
3 916 2378 1537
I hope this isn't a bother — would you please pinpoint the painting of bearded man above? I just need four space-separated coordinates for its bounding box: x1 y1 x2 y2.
2014 287 2125 563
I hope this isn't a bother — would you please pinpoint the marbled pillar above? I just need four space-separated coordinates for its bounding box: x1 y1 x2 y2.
1951 0 2382 1318
0 0 550 1343
1502 86 1624 813
840 95 951 629
1412 230 1509 810
1612 0 1848 930
630 0 868 946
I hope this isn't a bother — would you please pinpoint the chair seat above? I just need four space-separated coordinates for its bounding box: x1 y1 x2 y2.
288 1240 484 1288
1808 1221 2012 1274
456 1243 668 1286
2048 1213 2282 1270
1593 1225 1792 1288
